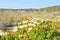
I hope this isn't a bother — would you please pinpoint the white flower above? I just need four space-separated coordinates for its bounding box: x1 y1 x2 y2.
28 23 36 26
18 26 24 28
22 21 26 23
18 22 21 25
22 20 28 24
36 18 40 20
0 30 4 35
45 39 48 40
13 27 18 29
18 25 27 28
12 27 18 32
19 35 23 38
4 32 9 35
27 28 32 32
58 19 60 21
28 28 32 31
23 25 27 27
12 29 17 32
33 21 38 24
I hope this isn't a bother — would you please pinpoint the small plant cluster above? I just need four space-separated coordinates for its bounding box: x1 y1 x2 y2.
0 18 60 40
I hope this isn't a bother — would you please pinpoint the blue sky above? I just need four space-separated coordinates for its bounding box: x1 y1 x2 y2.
0 0 60 9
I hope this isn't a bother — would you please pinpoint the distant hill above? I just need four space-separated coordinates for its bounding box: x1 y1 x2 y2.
0 5 60 23
39 5 60 12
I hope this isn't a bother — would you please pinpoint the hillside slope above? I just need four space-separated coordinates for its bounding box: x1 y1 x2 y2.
0 5 60 23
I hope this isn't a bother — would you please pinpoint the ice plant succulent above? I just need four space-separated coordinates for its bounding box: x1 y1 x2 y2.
0 18 59 40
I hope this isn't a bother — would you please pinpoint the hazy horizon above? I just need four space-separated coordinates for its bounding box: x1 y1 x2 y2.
0 5 59 9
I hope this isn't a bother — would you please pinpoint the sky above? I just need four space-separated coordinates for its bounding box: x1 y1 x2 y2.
0 0 60 9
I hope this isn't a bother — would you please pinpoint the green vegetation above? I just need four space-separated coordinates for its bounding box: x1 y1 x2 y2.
0 5 60 40
0 19 60 40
